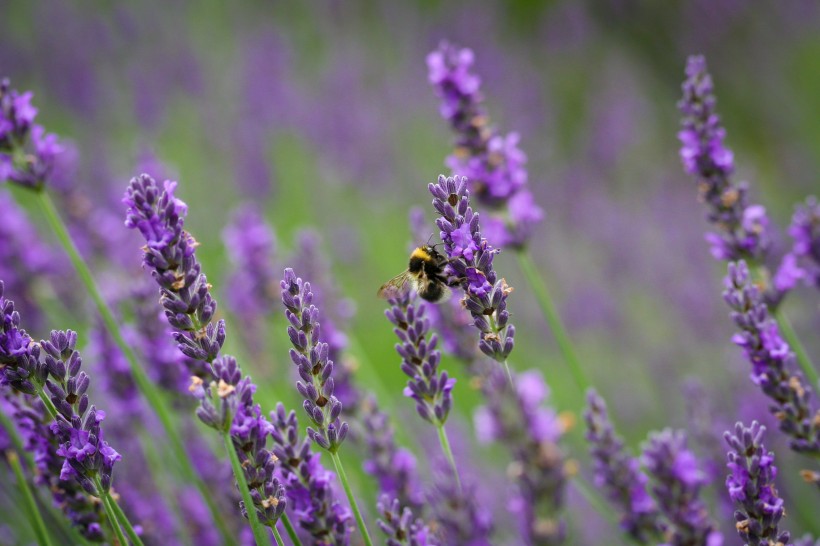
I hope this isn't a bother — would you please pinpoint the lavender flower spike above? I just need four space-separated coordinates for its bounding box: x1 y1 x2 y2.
124 174 287 529
777 196 820 292
385 290 455 425
377 496 439 546
427 43 543 248
723 260 820 459
678 55 770 264
583 390 661 542
0 78 62 190
429 174 515 365
281 268 349 452
642 429 722 546
724 421 792 546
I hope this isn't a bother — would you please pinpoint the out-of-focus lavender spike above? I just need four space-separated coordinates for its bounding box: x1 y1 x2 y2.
269 402 352 543
724 421 792 546
723 260 820 460
0 79 62 190
123 174 286 528
475 366 568 545
360 395 424 513
678 56 770 268
222 204 279 358
427 43 543 248
290 229 360 414
280 268 348 452
428 174 515 365
583 390 662 542
641 429 722 546
794 536 820 546
384 290 455 425
776 196 820 293
376 495 439 546
427 459 494 545
5 393 106 541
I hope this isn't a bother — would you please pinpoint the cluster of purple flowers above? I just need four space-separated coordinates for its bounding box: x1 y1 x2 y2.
0 79 62 189
427 43 543 248
281 268 349 452
723 261 819 459
429 174 515 365
724 421 792 546
678 56 771 266
778 197 820 292
376 496 437 546
123 174 286 527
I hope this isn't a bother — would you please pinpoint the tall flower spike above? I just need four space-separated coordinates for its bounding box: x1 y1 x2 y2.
777 196 820 292
42 329 122 495
641 429 722 546
583 390 662 542
474 366 568 545
427 42 543 248
724 421 792 546
678 55 770 265
376 496 439 546
385 289 455 425
124 174 286 528
429 174 515 366
269 402 352 543
723 260 820 458
280 268 349 452
0 78 62 190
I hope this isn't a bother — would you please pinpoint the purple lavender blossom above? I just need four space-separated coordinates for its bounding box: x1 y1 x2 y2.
777 197 820 292
583 390 662 542
280 268 349 452
223 205 279 358
123 173 286 527
429 174 515 364
678 55 770 264
427 43 543 248
377 496 438 546
427 459 494 546
290 229 359 414
360 395 424 512
6 393 106 541
642 429 722 546
475 366 567 545
384 289 455 425
269 402 352 544
0 79 62 190
724 421 792 546
723 261 820 457
0 281 47 396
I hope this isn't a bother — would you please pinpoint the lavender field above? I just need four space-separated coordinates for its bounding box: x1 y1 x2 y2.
1 1 819 545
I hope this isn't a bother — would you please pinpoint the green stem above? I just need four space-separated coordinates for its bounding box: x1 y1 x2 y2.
272 526 284 546
280 514 303 546
7 451 53 546
772 307 819 388
94 477 128 546
515 251 591 393
35 388 58 421
329 451 374 546
435 422 462 493
34 190 235 543
222 430 269 546
105 490 145 546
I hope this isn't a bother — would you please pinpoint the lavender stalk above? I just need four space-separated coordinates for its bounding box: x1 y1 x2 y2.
6 450 54 546
280 268 373 546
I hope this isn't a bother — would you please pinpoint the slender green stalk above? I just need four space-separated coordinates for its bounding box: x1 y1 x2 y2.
222 430 269 546
515 251 591 392
0 406 31 464
280 514 303 546
104 490 145 546
34 190 235 543
93 477 128 546
772 307 819 388
435 422 462 492
329 451 373 546
7 451 53 546
34 389 58 421
271 527 284 546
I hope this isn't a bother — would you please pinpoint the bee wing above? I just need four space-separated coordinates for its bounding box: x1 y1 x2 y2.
377 270 414 299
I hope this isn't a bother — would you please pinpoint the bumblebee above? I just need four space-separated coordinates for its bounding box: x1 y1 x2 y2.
377 245 450 303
